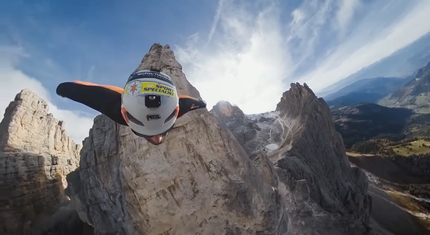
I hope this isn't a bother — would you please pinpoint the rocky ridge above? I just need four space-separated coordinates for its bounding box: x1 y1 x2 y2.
63 44 373 235
213 83 373 233
330 103 414 148
274 82 371 224
378 61 430 113
210 101 286 156
0 90 91 234
216 83 430 234
1 43 376 235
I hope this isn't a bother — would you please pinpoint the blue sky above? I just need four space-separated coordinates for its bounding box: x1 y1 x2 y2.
2 0 430 143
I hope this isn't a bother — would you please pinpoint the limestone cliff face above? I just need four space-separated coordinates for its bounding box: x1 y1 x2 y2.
387 154 430 179
65 44 373 235
65 44 288 235
0 90 86 234
210 101 285 156
214 83 373 234
274 83 372 232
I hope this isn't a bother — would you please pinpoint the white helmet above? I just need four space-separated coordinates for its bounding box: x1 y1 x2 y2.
120 70 179 138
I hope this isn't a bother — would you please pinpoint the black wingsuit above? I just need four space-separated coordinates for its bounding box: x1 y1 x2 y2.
56 80 206 144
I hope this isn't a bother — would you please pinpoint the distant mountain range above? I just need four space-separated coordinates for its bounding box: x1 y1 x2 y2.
325 59 430 114
378 61 430 113
326 59 430 153
325 77 411 106
326 58 430 233
319 31 430 97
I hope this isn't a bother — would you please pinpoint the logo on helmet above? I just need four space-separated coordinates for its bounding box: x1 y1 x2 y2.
147 114 161 121
124 81 143 95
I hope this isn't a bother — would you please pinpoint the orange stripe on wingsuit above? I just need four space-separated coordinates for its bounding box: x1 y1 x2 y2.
121 107 129 123
179 95 198 100
174 105 179 117
72 80 124 94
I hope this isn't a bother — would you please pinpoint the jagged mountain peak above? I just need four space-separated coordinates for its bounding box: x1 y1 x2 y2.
276 82 320 118
0 88 81 154
136 43 202 100
211 100 246 122
0 88 85 234
3 44 375 235
218 80 371 212
212 100 241 117
63 44 372 234
65 44 291 234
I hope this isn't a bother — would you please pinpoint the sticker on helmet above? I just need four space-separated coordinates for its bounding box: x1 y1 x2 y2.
124 81 143 95
141 82 175 97
124 81 175 97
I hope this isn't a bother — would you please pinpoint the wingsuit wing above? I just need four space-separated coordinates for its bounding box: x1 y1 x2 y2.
178 95 207 117
56 81 207 127
56 81 128 126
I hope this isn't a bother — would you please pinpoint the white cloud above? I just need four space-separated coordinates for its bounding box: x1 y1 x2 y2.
174 0 430 114
175 0 290 114
0 46 95 143
285 0 335 71
207 0 225 45
296 0 430 92
291 9 305 25
336 0 360 33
